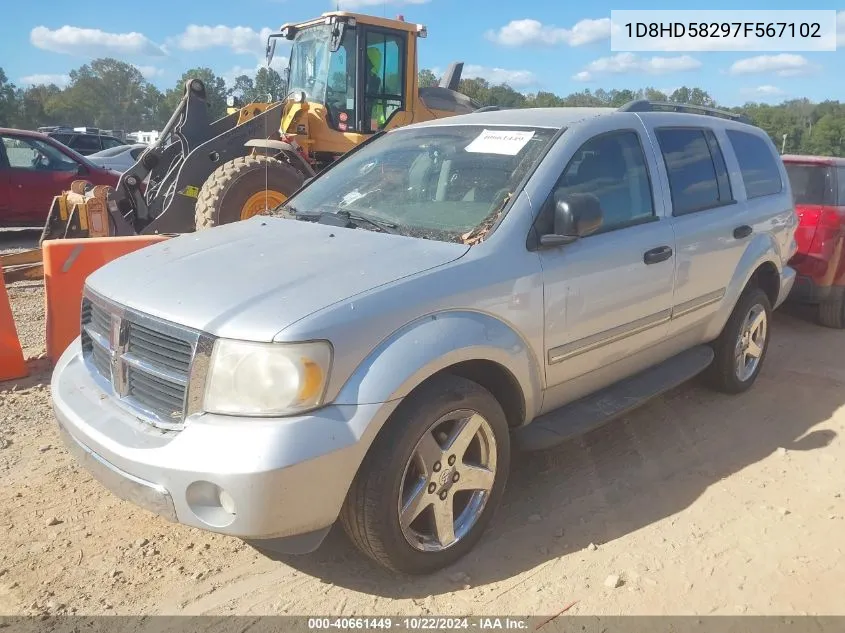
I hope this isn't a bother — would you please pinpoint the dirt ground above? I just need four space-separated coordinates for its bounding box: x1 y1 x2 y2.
1 229 845 618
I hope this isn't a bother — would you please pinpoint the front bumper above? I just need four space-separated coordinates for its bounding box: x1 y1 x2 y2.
51 341 398 551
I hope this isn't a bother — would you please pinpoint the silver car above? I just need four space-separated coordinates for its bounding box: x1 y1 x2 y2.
51 102 798 574
85 143 148 173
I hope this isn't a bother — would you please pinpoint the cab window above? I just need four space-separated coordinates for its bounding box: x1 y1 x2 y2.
364 31 405 133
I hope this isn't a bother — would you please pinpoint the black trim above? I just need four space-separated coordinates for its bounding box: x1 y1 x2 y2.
528 128 659 250
704 128 734 203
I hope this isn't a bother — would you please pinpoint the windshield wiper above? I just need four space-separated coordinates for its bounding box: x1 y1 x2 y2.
334 210 400 235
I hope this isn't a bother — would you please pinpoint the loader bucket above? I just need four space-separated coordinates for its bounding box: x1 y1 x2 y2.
39 182 137 244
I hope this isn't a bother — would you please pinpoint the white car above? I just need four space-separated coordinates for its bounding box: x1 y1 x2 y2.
85 143 147 173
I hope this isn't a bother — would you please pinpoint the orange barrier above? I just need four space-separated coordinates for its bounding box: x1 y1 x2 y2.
0 268 28 381
43 235 173 365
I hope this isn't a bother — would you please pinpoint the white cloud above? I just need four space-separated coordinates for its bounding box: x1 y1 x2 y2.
739 85 787 103
486 18 610 47
30 25 166 57
751 85 785 96
172 25 274 56
335 0 429 7
573 52 701 81
728 54 815 77
836 10 845 46
221 58 289 87
463 64 538 88
134 65 164 79
19 73 70 87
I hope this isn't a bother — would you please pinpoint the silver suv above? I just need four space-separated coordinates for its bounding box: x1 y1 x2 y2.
52 101 798 575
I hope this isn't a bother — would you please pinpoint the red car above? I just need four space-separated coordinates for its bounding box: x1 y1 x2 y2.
0 127 121 227
783 154 845 328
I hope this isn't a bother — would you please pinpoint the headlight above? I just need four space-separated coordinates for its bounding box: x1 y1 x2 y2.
203 339 332 416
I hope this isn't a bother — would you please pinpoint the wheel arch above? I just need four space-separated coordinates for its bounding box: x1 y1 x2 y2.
333 310 543 436
703 234 784 342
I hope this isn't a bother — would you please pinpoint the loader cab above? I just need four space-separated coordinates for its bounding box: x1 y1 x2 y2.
270 13 419 137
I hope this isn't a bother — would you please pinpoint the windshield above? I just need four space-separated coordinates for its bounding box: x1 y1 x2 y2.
785 163 835 206
288 23 356 108
276 125 559 243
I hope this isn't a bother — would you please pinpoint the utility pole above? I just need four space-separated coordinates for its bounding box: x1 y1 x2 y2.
781 133 788 154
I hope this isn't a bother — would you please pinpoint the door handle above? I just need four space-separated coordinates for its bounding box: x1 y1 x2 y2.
644 245 673 265
733 225 752 239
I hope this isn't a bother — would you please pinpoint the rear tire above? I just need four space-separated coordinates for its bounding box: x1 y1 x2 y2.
194 155 304 230
340 375 510 574
703 285 772 394
818 291 845 329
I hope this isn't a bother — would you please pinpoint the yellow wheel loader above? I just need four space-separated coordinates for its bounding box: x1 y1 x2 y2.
39 11 482 243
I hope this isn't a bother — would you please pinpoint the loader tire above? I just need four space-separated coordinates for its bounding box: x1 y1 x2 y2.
194 155 304 230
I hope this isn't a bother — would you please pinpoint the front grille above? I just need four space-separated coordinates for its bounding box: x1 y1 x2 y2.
80 291 199 429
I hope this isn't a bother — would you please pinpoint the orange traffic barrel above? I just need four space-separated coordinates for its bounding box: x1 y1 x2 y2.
0 268 28 381
42 235 173 365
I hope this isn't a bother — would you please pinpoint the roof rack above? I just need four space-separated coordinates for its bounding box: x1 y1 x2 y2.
618 99 751 125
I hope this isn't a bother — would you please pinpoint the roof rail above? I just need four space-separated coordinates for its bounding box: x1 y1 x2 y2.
618 99 751 125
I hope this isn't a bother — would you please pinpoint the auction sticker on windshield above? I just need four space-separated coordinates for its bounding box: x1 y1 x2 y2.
465 129 536 155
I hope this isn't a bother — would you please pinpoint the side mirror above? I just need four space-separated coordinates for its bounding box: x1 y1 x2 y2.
539 190 603 248
265 34 282 66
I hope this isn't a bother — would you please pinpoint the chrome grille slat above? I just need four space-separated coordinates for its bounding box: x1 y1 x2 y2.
126 328 191 373
91 343 111 378
79 292 198 429
127 365 187 400
122 353 188 387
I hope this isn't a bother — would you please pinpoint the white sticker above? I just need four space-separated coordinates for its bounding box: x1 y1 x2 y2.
465 129 536 156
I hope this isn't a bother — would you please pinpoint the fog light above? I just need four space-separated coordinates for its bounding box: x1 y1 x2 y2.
185 480 237 528
219 489 237 515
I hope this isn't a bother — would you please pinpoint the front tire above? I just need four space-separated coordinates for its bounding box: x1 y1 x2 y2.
704 285 772 394
341 375 510 574
194 155 304 230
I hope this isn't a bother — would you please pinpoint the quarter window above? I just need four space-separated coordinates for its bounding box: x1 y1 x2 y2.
656 128 733 216
554 130 656 232
726 129 783 199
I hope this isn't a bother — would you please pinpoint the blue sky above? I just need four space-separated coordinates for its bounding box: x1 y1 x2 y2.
2 0 844 106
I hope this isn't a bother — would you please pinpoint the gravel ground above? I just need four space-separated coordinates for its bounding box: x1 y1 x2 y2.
1 228 845 617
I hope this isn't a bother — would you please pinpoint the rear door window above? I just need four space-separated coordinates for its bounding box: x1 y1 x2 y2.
72 135 101 153
655 127 733 216
101 137 124 149
784 163 835 206
725 130 783 199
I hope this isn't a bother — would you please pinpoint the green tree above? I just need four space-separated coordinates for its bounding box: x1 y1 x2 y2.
418 68 438 88
163 68 228 123
229 74 256 102
14 84 62 129
0 68 19 127
253 67 285 102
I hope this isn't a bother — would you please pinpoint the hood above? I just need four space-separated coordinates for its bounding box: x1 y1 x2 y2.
85 216 469 341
